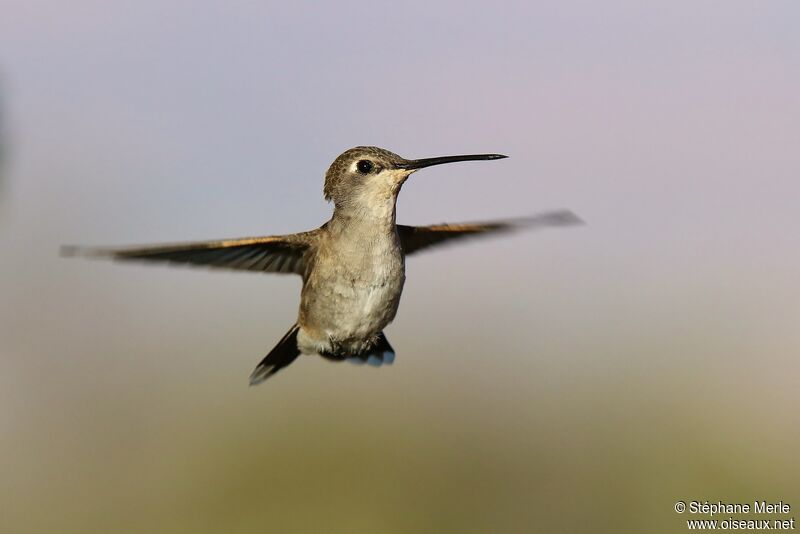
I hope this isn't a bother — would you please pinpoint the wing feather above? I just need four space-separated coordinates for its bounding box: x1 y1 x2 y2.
397 210 582 256
61 231 318 275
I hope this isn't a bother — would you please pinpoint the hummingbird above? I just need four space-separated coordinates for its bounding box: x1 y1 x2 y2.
63 147 581 385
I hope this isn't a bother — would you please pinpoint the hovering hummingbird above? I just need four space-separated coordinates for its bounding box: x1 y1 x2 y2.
63 147 581 385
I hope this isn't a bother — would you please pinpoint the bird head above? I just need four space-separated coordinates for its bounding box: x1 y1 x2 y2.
323 146 507 214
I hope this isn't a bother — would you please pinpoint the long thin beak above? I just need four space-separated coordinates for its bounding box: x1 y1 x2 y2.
396 153 508 170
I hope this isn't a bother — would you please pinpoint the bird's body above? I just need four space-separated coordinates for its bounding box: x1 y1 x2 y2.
298 216 405 356
63 146 582 384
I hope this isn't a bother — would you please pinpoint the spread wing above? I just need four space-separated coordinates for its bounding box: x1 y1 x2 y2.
397 210 582 256
61 231 318 275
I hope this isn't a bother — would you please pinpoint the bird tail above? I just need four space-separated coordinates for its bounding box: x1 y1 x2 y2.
249 325 301 386
318 331 396 367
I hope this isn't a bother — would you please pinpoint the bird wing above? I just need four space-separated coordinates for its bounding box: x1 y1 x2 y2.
61 231 317 275
397 210 582 256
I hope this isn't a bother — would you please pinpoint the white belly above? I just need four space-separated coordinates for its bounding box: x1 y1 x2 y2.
335 274 402 337
298 242 405 355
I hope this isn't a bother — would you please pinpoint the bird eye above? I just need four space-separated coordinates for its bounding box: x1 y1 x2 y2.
356 160 374 174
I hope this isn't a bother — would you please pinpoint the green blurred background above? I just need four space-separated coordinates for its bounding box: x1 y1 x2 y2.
1 2 798 532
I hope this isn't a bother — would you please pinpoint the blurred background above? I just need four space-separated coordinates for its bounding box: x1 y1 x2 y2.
1 1 799 532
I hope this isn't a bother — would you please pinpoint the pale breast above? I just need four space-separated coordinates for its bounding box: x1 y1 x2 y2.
298 230 405 353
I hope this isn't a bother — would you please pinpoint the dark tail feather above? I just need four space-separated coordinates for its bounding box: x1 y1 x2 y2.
249 325 300 386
